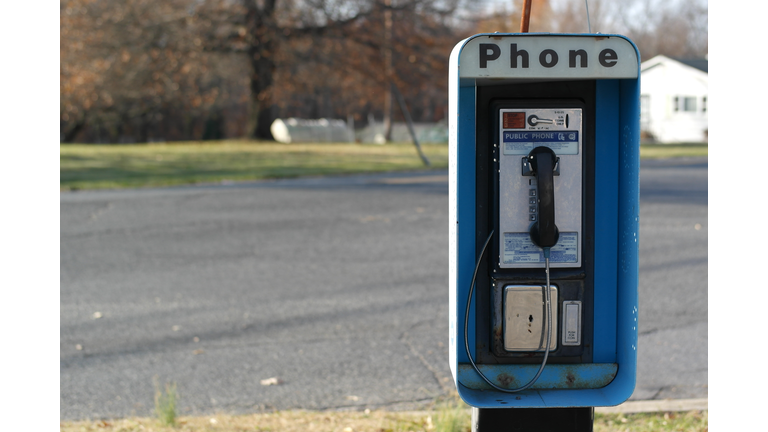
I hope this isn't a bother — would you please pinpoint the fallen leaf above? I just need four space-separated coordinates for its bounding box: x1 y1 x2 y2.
260 377 282 386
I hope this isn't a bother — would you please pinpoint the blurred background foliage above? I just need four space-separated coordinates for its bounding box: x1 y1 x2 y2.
60 0 707 144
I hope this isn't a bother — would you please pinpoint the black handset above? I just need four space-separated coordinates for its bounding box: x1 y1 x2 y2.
527 146 559 248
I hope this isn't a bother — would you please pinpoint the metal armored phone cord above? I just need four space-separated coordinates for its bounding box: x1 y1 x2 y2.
463 230 553 393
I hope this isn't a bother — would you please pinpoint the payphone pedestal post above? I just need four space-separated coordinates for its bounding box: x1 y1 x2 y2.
472 407 594 432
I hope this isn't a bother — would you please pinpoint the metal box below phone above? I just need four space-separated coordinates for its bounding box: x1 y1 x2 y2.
503 285 558 351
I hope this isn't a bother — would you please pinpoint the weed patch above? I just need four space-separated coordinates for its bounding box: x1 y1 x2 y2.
154 380 178 427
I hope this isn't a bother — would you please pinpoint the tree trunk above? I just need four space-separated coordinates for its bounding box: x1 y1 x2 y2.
247 55 276 140
382 0 394 141
245 0 277 140
247 86 274 139
62 117 87 143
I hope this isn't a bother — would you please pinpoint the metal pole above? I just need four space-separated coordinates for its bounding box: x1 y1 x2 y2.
520 0 532 33
472 407 595 432
391 81 430 166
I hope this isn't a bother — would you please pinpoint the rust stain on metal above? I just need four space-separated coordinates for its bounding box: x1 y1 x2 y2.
566 372 576 387
558 365 617 389
457 363 618 391
497 373 516 387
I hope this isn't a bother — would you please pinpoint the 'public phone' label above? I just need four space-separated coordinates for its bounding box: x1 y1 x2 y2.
503 130 579 155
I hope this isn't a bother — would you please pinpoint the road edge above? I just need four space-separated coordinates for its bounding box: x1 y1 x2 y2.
595 398 708 414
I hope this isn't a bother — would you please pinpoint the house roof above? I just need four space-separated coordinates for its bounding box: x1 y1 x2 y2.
641 55 708 74
672 58 708 73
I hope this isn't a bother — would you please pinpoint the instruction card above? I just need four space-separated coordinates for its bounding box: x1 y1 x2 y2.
503 232 578 264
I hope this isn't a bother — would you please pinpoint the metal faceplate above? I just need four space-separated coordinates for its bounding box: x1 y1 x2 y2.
504 284 558 351
498 108 582 268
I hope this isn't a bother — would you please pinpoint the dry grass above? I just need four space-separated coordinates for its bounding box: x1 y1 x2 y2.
60 409 452 432
60 409 708 432
595 410 708 432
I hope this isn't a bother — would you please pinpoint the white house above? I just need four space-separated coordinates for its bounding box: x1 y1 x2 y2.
640 55 708 143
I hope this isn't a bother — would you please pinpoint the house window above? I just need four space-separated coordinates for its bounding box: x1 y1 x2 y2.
683 97 696 112
674 96 697 112
640 95 650 128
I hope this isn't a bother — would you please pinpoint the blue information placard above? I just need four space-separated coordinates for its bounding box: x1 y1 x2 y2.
502 131 580 155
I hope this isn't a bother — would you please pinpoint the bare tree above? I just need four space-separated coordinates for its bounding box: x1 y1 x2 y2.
475 0 554 33
190 0 463 139
472 0 708 60
60 0 476 143
550 0 708 59
189 0 377 139
622 0 708 59
61 0 239 142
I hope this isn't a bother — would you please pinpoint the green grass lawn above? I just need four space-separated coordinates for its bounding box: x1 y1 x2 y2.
639 143 708 159
60 140 706 191
60 140 448 191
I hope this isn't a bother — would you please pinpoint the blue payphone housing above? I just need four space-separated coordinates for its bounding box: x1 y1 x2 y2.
448 34 640 408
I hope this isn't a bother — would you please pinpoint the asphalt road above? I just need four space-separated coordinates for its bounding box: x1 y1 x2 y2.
60 157 707 420
633 157 708 400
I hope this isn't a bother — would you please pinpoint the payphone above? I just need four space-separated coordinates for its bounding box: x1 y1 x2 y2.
448 34 640 408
